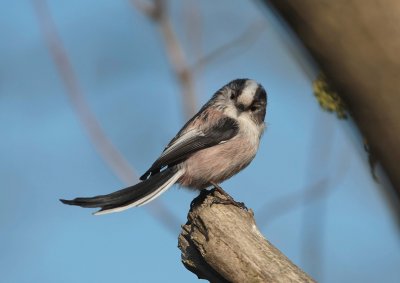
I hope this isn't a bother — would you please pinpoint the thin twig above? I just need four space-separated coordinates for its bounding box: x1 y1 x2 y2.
256 179 330 227
182 0 203 71
299 115 334 280
257 147 351 228
257 125 349 281
132 0 197 119
256 1 317 81
32 0 180 233
190 21 267 74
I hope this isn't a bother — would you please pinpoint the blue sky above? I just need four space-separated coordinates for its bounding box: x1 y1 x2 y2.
1 1 399 282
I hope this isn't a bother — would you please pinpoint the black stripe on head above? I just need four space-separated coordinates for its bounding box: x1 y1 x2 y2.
254 85 267 105
227 78 249 100
252 86 267 124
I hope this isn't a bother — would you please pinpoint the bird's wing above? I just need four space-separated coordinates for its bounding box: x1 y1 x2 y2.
140 116 239 180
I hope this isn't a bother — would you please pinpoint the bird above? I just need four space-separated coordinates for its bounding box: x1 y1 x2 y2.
60 78 267 215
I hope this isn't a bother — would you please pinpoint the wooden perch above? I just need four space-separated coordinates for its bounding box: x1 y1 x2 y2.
178 189 315 283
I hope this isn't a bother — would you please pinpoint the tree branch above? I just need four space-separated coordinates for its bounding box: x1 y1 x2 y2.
265 0 400 197
190 21 267 74
179 189 315 283
131 0 197 119
33 0 180 233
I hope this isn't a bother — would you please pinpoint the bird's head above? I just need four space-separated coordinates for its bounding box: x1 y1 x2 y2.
213 78 267 125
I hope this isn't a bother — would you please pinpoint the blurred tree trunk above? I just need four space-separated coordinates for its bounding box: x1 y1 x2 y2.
265 1 400 197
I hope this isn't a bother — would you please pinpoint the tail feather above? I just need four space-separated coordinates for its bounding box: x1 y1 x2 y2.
60 167 183 215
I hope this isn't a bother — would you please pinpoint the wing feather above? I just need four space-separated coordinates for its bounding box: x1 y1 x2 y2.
140 116 238 180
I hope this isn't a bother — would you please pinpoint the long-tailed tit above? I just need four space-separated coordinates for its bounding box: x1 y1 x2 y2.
61 79 267 215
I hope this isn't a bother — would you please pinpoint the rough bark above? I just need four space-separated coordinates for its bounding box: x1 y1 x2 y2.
266 0 400 196
178 189 315 283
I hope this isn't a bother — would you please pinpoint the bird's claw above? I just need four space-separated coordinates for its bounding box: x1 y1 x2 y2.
210 181 248 210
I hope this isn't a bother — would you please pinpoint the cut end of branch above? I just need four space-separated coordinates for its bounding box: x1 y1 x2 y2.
178 189 315 283
179 189 239 282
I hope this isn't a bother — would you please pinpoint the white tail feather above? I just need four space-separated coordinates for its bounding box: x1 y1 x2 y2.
94 169 184 215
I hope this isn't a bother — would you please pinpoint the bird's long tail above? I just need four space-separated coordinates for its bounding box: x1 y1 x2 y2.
60 167 184 215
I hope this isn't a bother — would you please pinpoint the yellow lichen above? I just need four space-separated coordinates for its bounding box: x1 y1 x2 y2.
313 74 348 119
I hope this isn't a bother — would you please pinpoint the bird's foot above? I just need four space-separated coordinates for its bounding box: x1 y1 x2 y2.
210 181 247 210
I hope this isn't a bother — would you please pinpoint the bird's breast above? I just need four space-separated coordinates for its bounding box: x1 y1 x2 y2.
179 124 262 189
